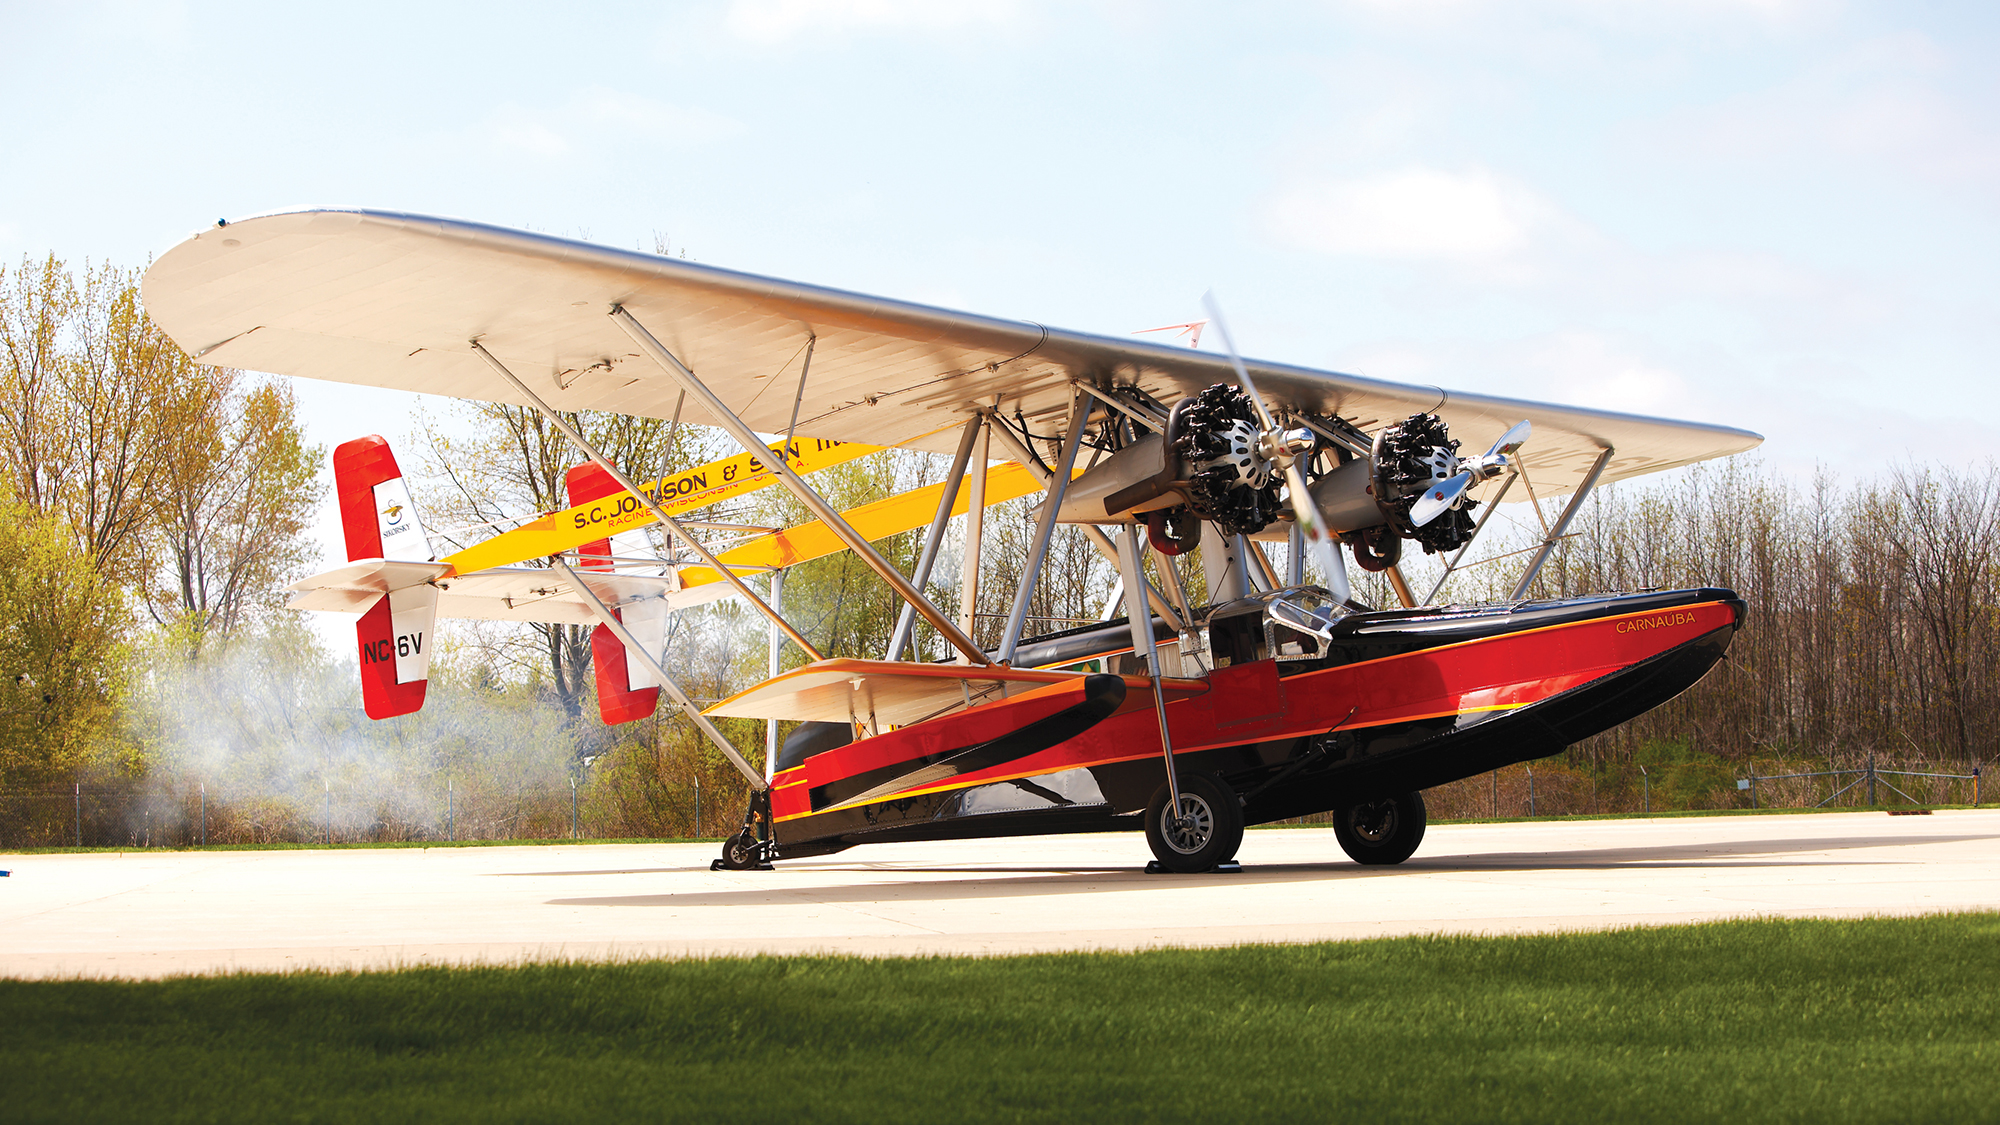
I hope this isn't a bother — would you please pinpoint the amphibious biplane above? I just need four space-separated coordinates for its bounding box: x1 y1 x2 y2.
142 209 1759 872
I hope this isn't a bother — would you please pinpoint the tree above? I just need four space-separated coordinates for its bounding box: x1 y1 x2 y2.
1 254 325 655
148 377 323 653
0 500 127 787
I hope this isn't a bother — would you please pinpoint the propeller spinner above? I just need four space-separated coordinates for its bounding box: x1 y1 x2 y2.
1409 420 1531 528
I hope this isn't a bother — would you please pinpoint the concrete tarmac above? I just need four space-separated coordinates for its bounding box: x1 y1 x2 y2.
3 810 1996 979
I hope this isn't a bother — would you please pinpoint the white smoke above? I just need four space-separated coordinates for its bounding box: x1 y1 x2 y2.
133 616 582 843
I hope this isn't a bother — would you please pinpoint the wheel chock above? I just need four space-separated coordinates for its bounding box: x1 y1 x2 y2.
1144 860 1244 874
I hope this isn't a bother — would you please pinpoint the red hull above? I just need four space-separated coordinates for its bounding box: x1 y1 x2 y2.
771 594 1740 836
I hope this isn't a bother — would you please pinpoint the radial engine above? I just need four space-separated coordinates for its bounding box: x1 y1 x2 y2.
1056 385 1522 573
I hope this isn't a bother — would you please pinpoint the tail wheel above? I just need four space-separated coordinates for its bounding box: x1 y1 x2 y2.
1332 791 1427 865
1144 773 1245 873
715 830 762 871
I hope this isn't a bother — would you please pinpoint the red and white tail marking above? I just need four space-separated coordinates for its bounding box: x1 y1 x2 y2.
335 436 438 719
566 460 663 725
335 434 435 563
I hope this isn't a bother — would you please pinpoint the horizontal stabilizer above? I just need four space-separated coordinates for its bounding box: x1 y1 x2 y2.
289 562 674 625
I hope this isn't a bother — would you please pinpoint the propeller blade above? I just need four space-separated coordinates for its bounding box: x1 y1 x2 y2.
1410 470 1474 527
1201 292 1351 608
1487 420 1531 459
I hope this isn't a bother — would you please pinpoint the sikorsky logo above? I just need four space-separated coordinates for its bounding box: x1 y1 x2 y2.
381 503 406 527
1615 611 1698 634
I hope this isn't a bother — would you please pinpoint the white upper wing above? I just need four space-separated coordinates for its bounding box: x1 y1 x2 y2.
143 208 1760 495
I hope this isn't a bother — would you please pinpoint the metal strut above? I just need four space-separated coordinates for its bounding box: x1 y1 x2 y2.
958 412 990 662
550 559 764 788
609 306 994 667
886 415 982 661
469 339 824 662
983 417 1185 633
1117 528 1182 814
997 393 1091 666
1424 471 1515 605
1510 446 1613 601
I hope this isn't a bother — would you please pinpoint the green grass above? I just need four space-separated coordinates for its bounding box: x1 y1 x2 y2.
4 914 1996 1123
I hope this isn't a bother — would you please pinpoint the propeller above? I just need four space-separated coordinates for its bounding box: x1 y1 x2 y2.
1409 420 1531 528
1200 293 1352 609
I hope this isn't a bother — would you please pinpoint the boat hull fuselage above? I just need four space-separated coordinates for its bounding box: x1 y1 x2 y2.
767 588 1743 856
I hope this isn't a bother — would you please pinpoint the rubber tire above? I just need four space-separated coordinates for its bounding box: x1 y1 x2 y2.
1144 773 1245 873
716 830 761 870
1332 791 1427 865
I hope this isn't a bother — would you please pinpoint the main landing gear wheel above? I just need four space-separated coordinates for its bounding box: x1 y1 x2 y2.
1332 791 1427 866
1144 773 1245 873
711 830 768 871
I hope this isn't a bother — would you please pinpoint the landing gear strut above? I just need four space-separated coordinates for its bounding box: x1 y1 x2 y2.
712 830 771 871
711 790 776 871
1143 773 1245 873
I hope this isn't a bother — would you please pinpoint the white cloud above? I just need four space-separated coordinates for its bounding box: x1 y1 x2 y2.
726 0 1023 43
1341 331 1700 419
482 87 741 159
1522 331 1695 416
1266 167 1551 260
1638 31 2000 193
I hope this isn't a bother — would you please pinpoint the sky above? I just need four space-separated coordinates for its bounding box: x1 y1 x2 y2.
7 0 2000 561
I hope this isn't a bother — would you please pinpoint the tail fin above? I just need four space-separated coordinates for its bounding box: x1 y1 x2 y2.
334 435 434 563
564 460 620 571
336 436 437 718
356 584 436 719
566 460 663 725
590 598 665 725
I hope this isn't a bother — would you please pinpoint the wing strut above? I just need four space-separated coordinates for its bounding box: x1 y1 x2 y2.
1510 445 1613 600
1423 471 1516 605
469 339 825 662
550 558 765 788
957 413 991 662
609 306 994 667
886 415 983 661
997 393 1090 666
984 412 1185 632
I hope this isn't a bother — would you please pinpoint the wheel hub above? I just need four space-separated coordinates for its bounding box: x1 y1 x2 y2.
1349 800 1398 844
1162 794 1216 854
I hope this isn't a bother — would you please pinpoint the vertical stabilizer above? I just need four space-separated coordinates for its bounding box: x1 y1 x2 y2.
334 436 435 562
336 436 437 719
565 459 620 571
355 577 437 719
567 460 664 725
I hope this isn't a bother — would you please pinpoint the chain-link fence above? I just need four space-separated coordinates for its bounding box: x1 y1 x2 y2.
5 750 1989 848
0 776 732 849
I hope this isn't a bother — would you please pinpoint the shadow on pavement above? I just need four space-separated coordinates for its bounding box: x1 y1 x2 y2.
542 830 1995 908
